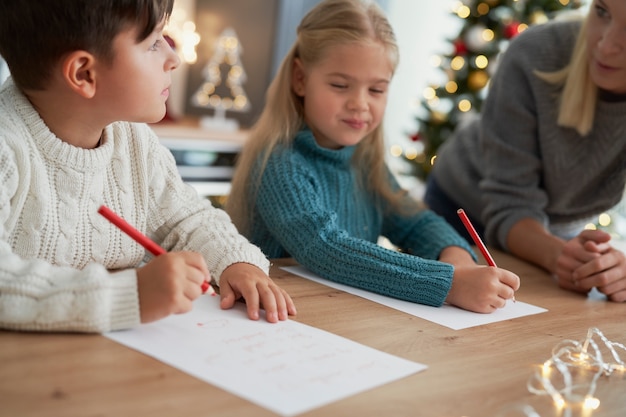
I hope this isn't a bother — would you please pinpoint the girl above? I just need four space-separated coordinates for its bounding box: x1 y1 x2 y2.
228 0 519 313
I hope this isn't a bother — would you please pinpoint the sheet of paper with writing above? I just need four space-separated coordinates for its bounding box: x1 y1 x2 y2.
281 265 547 330
105 295 426 417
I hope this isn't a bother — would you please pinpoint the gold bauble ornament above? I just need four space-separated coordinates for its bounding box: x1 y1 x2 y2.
431 111 448 124
468 70 489 91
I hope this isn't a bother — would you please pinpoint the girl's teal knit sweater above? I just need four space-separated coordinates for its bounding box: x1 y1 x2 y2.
250 128 475 307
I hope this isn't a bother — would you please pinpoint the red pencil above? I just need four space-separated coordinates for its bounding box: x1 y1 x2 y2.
457 208 515 302
98 205 215 295
456 208 496 266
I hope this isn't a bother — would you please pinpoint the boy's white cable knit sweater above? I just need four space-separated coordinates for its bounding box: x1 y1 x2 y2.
0 78 269 333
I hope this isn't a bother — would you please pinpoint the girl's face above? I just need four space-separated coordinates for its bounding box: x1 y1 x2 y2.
587 0 626 93
292 41 393 149
94 19 180 124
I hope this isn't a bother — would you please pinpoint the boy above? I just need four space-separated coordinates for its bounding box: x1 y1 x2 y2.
0 0 296 333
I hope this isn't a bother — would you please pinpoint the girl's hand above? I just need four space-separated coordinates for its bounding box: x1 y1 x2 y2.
445 265 520 313
218 263 297 322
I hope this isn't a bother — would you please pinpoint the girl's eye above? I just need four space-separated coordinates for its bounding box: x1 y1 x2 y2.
370 88 385 94
330 83 347 89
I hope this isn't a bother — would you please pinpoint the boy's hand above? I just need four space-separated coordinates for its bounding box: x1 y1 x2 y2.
136 252 210 323
218 263 297 323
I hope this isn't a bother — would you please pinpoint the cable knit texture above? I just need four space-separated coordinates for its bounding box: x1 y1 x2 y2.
249 128 475 307
0 78 269 333
431 19 626 250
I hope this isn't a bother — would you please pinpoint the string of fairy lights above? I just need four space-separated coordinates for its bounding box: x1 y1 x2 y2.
191 28 250 116
523 328 625 416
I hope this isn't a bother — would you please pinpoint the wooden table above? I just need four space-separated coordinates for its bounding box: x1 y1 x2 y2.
1 251 624 417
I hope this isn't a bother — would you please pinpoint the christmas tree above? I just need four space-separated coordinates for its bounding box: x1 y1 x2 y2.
191 27 251 130
404 0 583 180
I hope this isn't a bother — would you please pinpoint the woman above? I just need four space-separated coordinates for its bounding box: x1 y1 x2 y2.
425 0 626 301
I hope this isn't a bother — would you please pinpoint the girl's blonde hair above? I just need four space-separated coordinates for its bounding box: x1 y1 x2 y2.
227 0 401 235
535 13 596 136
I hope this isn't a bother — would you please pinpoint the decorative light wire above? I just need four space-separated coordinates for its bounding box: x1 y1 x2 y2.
527 327 626 412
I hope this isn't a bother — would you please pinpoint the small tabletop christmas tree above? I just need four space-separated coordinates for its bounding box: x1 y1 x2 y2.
191 27 251 131
404 0 583 180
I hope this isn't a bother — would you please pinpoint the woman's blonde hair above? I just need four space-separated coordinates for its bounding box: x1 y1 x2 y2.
535 13 596 136
227 0 401 235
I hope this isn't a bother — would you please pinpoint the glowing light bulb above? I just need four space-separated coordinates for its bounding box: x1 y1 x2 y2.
553 395 566 409
583 396 600 410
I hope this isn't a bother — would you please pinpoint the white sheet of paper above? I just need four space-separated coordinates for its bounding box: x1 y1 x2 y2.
281 265 547 330
105 295 426 417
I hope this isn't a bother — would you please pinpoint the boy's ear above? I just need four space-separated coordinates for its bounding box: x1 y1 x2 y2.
291 58 306 97
62 50 97 99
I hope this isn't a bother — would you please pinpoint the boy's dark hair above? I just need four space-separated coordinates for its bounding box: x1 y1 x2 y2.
0 0 174 91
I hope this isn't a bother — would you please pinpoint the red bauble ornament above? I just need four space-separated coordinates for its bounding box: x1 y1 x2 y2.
504 22 521 39
453 39 467 56
410 132 421 142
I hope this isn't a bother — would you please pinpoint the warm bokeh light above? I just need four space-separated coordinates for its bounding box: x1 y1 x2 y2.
451 56 466 71
598 213 611 227
456 5 470 19
423 86 437 100
389 144 403 158
475 55 489 69
458 99 472 112
445 81 458 93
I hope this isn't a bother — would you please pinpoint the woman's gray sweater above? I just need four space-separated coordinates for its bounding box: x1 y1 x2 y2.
431 19 626 250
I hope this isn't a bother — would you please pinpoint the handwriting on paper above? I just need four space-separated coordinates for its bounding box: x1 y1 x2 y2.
106 296 426 417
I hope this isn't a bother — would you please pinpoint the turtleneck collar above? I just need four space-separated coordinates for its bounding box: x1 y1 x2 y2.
293 127 356 165
598 88 626 103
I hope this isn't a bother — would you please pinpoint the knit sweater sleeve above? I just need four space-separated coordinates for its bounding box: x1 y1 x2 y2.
0 138 139 333
380 171 476 260
255 149 456 307
137 125 270 283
